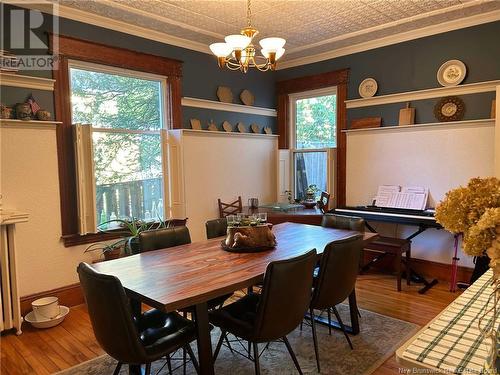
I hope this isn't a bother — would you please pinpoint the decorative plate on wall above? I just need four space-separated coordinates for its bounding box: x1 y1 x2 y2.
264 127 272 134
217 86 233 103
240 89 255 106
358 78 378 98
250 123 260 133
222 121 232 132
437 60 466 87
237 122 246 132
190 118 202 130
207 119 218 131
434 96 465 122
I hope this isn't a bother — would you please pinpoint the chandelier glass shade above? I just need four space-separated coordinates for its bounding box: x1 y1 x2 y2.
209 0 286 72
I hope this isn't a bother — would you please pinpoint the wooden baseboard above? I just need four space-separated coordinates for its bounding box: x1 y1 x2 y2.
20 283 84 316
362 252 473 283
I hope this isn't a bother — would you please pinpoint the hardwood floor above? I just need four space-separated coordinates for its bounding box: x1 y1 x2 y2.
1 273 460 375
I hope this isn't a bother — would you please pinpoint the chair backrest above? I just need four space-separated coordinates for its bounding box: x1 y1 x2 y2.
217 196 243 218
138 226 191 253
321 213 365 232
77 262 145 363
317 191 331 213
253 249 317 342
205 218 227 239
311 234 363 310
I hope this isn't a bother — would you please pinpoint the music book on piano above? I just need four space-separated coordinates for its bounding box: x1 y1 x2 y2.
373 185 428 210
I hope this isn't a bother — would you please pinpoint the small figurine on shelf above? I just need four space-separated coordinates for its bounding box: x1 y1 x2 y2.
284 190 293 204
0 103 13 119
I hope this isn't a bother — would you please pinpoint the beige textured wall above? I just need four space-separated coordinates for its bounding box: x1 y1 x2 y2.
346 120 496 267
1 126 95 296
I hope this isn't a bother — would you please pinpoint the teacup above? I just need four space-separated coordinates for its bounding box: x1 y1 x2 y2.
32 296 60 320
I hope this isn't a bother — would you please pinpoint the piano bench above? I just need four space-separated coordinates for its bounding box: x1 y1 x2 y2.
363 236 411 292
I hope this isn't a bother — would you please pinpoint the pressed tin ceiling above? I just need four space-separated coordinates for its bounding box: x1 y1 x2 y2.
45 0 500 68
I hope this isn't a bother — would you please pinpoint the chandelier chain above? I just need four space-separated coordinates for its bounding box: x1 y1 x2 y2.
247 0 252 27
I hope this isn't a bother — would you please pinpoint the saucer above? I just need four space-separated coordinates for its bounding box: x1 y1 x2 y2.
25 305 69 329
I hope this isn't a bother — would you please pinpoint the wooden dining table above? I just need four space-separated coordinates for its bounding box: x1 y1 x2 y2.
92 222 378 375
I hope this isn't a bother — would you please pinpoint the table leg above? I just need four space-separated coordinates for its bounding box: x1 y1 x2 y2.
306 288 360 335
193 302 214 375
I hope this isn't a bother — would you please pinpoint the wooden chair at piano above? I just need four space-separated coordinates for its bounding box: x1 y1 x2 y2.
218 196 243 218
317 191 331 213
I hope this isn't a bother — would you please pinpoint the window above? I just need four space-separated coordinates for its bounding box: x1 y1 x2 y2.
291 88 337 200
69 62 167 231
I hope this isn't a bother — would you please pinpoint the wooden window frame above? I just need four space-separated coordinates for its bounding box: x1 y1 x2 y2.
276 68 349 206
49 35 183 247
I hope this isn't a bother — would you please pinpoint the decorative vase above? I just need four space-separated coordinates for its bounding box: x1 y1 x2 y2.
127 237 141 255
0 104 13 119
15 103 31 120
103 247 122 261
36 109 51 121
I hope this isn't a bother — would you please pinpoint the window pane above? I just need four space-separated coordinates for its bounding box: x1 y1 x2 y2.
295 94 336 149
70 67 163 130
93 132 164 224
294 152 327 200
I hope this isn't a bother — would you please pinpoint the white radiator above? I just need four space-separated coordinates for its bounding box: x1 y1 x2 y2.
0 210 28 335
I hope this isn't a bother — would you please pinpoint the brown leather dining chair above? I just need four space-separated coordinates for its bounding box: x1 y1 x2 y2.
77 262 199 375
209 249 317 375
321 213 365 232
308 234 364 372
218 196 243 218
205 218 227 239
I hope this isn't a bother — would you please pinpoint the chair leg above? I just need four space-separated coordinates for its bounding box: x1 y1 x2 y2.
283 336 303 375
300 319 303 331
224 333 234 353
332 306 354 350
112 362 122 375
310 308 320 372
166 355 173 375
183 346 187 375
253 342 261 375
213 330 226 361
406 244 411 286
186 344 200 374
327 307 332 335
145 363 151 375
396 250 402 291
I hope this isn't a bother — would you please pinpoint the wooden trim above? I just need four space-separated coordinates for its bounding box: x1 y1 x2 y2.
50 34 182 77
336 82 347 207
275 68 349 204
276 69 349 95
49 35 183 244
20 283 84 316
0 119 61 129
343 118 494 133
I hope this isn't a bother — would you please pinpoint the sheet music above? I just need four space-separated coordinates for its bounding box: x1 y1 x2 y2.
374 185 428 210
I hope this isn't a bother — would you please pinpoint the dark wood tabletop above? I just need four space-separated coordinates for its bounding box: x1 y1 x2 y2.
92 222 377 312
91 222 378 375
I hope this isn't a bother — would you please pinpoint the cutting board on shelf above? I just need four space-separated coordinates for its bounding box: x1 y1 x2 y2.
398 102 415 125
350 117 381 129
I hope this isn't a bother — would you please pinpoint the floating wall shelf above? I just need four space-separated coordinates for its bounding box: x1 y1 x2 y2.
343 118 494 133
0 72 55 91
345 80 500 109
0 119 61 129
181 97 277 117
178 129 278 138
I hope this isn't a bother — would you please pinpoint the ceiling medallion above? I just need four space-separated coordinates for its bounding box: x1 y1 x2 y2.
209 0 286 73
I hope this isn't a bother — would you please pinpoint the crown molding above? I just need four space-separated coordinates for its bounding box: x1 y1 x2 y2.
7 1 500 69
7 0 210 54
277 9 500 70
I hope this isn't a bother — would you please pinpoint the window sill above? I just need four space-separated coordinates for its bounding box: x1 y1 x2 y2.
61 218 188 247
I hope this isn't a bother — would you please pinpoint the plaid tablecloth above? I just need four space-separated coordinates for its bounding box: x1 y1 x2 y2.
402 269 498 374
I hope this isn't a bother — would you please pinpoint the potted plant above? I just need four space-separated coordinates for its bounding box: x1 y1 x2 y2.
84 240 124 261
303 184 319 208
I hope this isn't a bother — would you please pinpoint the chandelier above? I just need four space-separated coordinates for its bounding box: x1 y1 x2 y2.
209 0 286 72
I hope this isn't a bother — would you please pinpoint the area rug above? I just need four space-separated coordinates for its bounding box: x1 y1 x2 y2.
57 306 418 375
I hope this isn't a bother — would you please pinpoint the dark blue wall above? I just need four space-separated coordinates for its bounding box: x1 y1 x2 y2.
276 21 500 127
1 5 277 131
